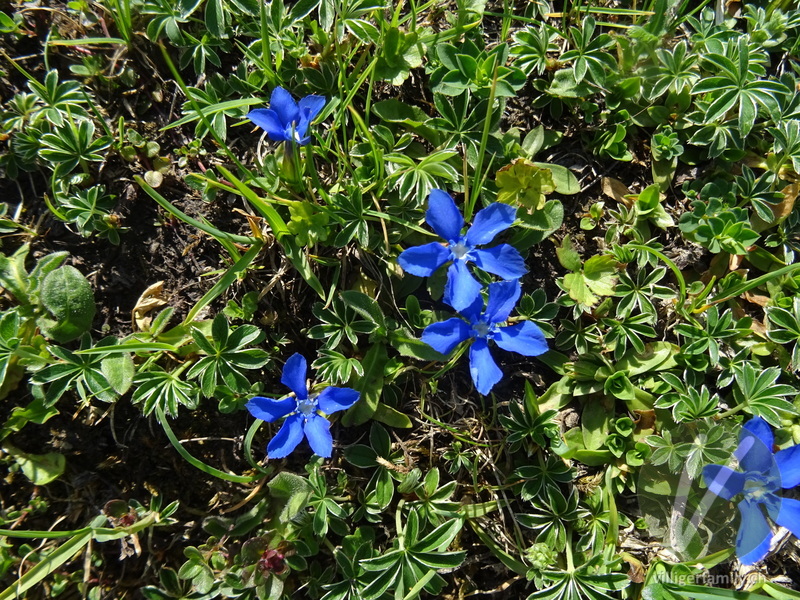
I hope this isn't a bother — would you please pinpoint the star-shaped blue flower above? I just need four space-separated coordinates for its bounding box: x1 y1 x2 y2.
397 189 527 312
247 87 326 146
246 353 359 458
421 279 547 395
702 416 800 564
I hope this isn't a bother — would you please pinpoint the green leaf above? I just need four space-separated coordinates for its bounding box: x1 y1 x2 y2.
204 0 225 37
4 443 65 485
0 11 17 32
101 353 135 395
733 364 798 426
468 520 528 575
370 421 391 456
287 200 330 246
547 67 595 98
581 398 612 450
372 99 430 127
0 528 92 600
615 342 679 377
343 444 378 468
556 235 582 272
346 18 380 44
37 265 96 343
412 550 466 570
496 159 555 212
532 162 579 194
415 518 463 552
566 447 614 466
288 0 319 22
340 290 386 333
637 184 661 212
374 468 394 509
375 27 424 85
267 472 313 523
671 515 705 560
282 236 326 300
372 402 412 428
511 200 565 249
583 255 618 297
762 582 800 600
342 343 388 426
389 329 447 361
1 398 59 439
563 272 597 306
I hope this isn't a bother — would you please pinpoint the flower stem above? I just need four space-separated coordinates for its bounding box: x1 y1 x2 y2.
465 59 500 222
716 404 746 419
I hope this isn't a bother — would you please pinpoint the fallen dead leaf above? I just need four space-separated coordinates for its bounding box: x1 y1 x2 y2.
131 281 167 332
743 290 771 307
753 183 799 232
633 409 656 433
234 208 265 239
601 177 633 207
774 183 800 223
750 318 767 336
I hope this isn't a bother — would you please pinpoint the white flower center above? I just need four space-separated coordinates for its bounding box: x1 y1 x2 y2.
450 241 471 260
743 474 774 502
473 320 491 338
297 397 317 416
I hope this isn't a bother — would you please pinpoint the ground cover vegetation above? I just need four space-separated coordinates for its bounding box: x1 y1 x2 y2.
2 0 800 598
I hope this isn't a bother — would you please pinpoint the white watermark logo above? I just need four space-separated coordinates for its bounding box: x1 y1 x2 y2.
638 420 740 562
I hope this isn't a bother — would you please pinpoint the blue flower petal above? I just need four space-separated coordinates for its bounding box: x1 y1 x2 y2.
469 338 503 395
471 244 527 280
267 412 305 458
426 189 464 242
736 499 773 565
398 242 450 277
270 87 299 128
292 117 311 145
493 321 548 356
736 421 775 474
743 417 774 452
281 353 308 400
465 202 517 246
317 386 360 414
775 444 800 488
459 292 484 324
246 396 296 423
298 95 326 122
304 414 334 457
422 318 472 355
484 280 521 324
444 261 482 313
702 464 746 500
767 496 800 539
247 109 290 142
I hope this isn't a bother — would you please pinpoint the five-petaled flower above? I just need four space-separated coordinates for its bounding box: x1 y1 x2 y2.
247 87 326 146
246 353 359 458
397 189 527 312
702 416 800 564
421 279 547 395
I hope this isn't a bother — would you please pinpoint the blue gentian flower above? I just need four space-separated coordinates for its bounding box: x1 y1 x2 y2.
247 87 326 146
398 189 527 312
702 416 800 564
421 279 547 395
246 353 359 458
